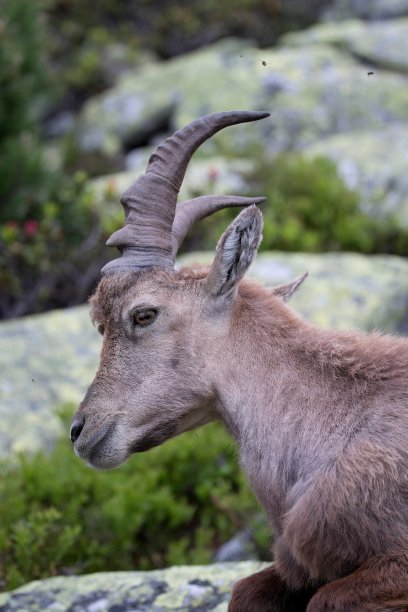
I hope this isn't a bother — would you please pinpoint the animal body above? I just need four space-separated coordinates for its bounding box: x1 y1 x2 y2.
71 111 408 610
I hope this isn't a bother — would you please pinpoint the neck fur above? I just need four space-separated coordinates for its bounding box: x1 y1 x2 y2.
211 280 408 494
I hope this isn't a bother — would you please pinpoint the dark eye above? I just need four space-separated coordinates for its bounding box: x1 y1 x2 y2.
133 308 157 327
97 324 105 336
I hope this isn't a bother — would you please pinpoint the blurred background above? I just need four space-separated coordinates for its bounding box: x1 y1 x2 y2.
1 0 408 596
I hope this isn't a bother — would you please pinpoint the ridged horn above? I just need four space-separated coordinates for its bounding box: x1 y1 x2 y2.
102 110 270 276
171 195 266 260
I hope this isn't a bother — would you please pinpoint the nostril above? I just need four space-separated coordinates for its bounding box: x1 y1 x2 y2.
70 417 85 444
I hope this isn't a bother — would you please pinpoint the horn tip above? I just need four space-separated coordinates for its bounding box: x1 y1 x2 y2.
234 110 270 121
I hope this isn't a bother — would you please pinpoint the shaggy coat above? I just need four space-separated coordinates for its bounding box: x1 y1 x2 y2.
70 106 408 609
73 211 408 610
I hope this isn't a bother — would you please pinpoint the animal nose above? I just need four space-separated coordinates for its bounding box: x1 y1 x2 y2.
70 417 85 443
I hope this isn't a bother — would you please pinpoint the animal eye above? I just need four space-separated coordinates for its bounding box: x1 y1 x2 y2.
133 308 157 327
97 324 105 336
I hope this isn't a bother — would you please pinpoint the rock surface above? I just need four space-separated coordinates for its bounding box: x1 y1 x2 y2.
284 18 408 73
1 252 408 458
75 35 408 158
0 562 267 611
0 306 99 457
74 20 408 228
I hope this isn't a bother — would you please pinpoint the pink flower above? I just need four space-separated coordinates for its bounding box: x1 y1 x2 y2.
207 166 219 181
24 219 39 237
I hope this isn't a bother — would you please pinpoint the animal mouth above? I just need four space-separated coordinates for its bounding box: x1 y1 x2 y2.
75 422 120 469
88 423 116 463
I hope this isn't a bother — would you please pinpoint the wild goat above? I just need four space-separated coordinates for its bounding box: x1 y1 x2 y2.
71 111 408 611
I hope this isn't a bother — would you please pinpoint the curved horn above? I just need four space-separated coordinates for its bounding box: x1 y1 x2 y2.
171 195 266 260
102 110 270 275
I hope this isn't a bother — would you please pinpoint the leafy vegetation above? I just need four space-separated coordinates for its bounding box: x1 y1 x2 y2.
181 154 408 256
0 411 269 591
44 0 329 67
0 0 110 318
0 0 49 219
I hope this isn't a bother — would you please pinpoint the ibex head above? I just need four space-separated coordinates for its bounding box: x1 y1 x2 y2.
71 111 272 468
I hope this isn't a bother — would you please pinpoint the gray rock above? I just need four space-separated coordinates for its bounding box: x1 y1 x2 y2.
180 252 408 333
0 306 100 457
44 111 76 138
2 252 408 457
323 0 408 20
74 39 260 158
0 562 268 611
74 37 408 159
77 91 176 156
284 18 408 73
214 530 258 563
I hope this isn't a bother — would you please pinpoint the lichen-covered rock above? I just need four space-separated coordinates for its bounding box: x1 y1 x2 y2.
2 252 408 457
0 562 267 611
77 90 175 157
253 45 408 152
75 39 262 158
74 37 408 159
0 306 100 457
284 18 408 73
181 252 408 333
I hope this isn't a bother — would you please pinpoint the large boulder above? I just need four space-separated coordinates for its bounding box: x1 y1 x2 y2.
74 37 408 159
75 39 262 160
284 18 408 73
1 252 408 458
74 23 408 227
0 562 266 611
185 252 408 332
0 305 99 457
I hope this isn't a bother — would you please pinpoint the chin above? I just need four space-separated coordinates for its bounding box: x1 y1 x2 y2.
87 452 129 470
75 442 129 470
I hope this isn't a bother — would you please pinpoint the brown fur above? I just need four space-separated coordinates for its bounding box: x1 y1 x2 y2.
72 209 408 610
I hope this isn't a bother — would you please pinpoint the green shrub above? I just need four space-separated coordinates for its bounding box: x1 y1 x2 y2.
0 172 109 318
0 0 111 318
44 0 328 62
180 153 408 256
250 154 378 253
0 411 269 591
0 0 49 219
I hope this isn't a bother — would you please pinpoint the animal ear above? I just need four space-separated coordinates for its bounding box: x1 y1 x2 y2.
271 272 308 302
205 205 263 299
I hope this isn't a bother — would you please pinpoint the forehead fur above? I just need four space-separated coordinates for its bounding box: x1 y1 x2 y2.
89 263 286 329
89 265 210 324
